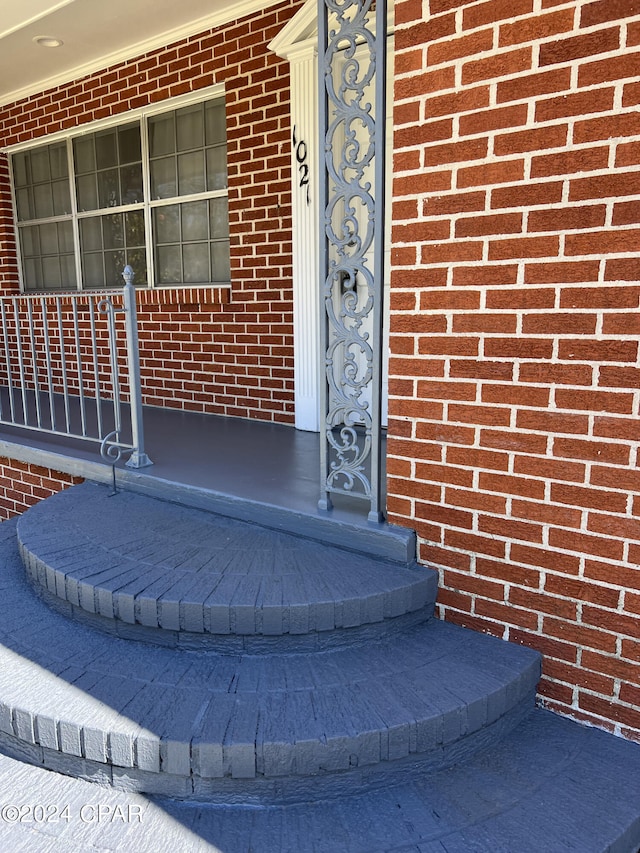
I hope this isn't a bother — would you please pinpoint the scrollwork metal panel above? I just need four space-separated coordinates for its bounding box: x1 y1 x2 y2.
318 0 386 522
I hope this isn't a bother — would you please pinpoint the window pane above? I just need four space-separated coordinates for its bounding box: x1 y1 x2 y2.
76 174 98 211
149 113 175 157
151 157 176 199
205 101 226 146
126 248 147 283
118 124 141 164
104 250 126 287
83 253 104 288
178 151 205 196
49 144 68 180
209 197 229 238
20 226 40 257
16 188 33 221
120 163 143 205
31 149 50 183
80 218 102 252
211 242 230 281
74 123 144 216
95 130 117 169
98 169 120 208
176 104 204 152
74 137 96 174
157 245 181 283
14 141 71 224
182 200 208 242
61 253 77 289
58 221 75 254
80 211 146 289
42 256 62 289
154 205 180 244
206 146 227 191
40 222 59 255
183 243 209 283
52 179 71 215
19 222 76 292
13 153 29 187
33 184 54 219
24 258 42 291
153 195 229 287
125 210 145 247
103 214 124 249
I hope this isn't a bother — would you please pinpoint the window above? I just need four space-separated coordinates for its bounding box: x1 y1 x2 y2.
13 142 76 290
10 93 229 291
148 99 229 287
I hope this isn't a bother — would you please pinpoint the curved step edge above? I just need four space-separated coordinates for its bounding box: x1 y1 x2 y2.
16 484 439 648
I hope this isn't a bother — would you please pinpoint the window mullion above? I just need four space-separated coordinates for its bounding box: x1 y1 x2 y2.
67 137 83 292
76 201 146 219
140 115 155 288
14 213 73 228
148 188 228 208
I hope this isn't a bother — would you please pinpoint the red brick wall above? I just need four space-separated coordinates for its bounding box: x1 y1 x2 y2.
0 458 82 519
0 0 301 421
390 0 640 742
0 157 19 296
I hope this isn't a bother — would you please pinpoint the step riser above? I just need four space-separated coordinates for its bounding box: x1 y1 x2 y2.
0 697 535 805
16 483 438 649
25 578 436 653
19 543 437 651
115 475 418 564
0 601 541 801
1 709 639 853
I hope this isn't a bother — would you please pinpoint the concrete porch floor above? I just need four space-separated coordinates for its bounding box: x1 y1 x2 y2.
0 404 414 563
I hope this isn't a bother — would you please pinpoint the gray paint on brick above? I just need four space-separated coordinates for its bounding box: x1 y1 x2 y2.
16 484 437 648
0 490 637 850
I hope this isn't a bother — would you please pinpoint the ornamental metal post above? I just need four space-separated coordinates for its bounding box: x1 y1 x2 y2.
318 0 387 522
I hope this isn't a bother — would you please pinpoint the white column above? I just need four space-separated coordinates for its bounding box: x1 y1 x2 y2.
288 42 320 431
270 1 322 431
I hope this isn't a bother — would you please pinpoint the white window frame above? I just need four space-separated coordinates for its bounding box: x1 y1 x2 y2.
5 83 229 292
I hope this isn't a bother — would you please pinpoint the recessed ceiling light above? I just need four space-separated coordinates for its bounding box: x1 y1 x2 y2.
33 36 64 48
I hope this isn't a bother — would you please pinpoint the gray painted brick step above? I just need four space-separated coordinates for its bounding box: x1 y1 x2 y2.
0 710 638 851
0 519 539 800
155 710 640 853
17 482 438 649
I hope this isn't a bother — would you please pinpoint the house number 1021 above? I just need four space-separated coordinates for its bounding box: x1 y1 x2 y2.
292 125 310 206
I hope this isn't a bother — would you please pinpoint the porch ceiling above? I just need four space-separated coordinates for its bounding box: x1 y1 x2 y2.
0 0 281 108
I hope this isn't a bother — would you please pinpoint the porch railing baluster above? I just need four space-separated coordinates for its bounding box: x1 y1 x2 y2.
100 293 122 440
0 269 152 469
72 299 88 437
41 297 56 431
26 299 43 428
88 296 104 440
11 298 28 426
0 301 15 423
55 297 72 434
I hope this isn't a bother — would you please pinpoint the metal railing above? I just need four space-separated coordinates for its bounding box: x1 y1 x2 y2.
0 266 152 469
